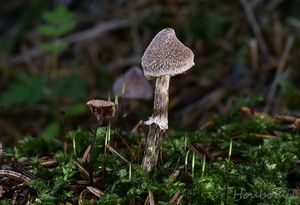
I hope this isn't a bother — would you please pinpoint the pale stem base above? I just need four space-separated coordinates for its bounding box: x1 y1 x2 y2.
142 75 170 173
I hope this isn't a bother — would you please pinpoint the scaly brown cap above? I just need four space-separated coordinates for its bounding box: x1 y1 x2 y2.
86 99 115 120
141 28 194 78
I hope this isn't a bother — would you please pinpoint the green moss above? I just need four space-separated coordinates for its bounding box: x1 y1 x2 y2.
3 106 300 204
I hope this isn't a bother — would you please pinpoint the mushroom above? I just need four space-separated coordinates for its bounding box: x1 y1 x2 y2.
141 28 194 173
113 67 153 128
86 99 115 184
113 66 153 100
87 99 115 124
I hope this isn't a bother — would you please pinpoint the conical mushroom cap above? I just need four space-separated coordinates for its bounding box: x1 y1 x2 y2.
86 99 115 119
113 66 153 100
141 28 194 78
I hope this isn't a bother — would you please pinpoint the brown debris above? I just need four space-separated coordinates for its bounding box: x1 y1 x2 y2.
188 143 214 161
170 191 183 204
0 142 3 157
0 169 32 183
86 186 104 198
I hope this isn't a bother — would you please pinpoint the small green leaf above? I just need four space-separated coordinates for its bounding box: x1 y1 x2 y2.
0 76 45 106
40 41 68 53
64 103 87 117
53 75 87 100
41 122 60 142
38 6 77 38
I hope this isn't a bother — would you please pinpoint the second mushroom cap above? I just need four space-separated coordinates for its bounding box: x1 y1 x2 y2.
112 66 153 100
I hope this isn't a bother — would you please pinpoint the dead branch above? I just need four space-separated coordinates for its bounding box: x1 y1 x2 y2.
240 0 270 59
3 7 161 66
173 88 225 125
264 36 294 113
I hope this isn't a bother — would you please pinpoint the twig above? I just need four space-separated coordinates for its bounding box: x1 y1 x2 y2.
106 55 140 73
86 186 104 198
12 161 35 179
173 88 225 124
250 38 258 71
267 0 285 11
117 133 136 160
188 143 214 161
264 36 294 113
170 191 183 204
4 19 127 65
240 0 270 59
0 142 3 157
287 17 300 29
3 7 161 66
148 190 155 205
169 170 180 182
107 145 130 164
129 7 142 58
0 169 32 182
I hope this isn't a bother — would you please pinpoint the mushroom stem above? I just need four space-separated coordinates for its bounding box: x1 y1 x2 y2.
141 124 164 172
89 114 102 185
86 99 115 183
142 75 170 172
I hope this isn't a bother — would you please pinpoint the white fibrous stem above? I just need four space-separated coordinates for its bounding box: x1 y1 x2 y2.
145 75 170 129
142 75 170 173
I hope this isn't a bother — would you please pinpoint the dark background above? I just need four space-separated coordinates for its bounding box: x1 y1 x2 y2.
1 0 300 145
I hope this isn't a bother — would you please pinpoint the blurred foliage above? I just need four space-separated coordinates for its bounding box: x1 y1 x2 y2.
281 80 300 110
1 0 300 141
38 6 76 53
1 1 300 203
0 73 87 106
38 6 76 38
0 76 46 106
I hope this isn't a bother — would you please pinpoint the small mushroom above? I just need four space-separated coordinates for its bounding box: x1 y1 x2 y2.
87 99 115 124
113 67 153 128
86 99 115 184
113 66 153 100
141 28 194 172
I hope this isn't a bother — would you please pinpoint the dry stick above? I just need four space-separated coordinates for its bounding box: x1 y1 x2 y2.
107 145 130 164
3 7 161 66
148 190 155 205
0 142 3 157
4 19 127 66
12 161 35 179
117 133 136 160
107 55 140 73
129 7 142 58
264 36 294 113
240 0 270 59
142 76 170 173
0 169 32 182
250 38 258 71
173 88 225 124
267 0 285 11
170 191 183 204
188 143 214 161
